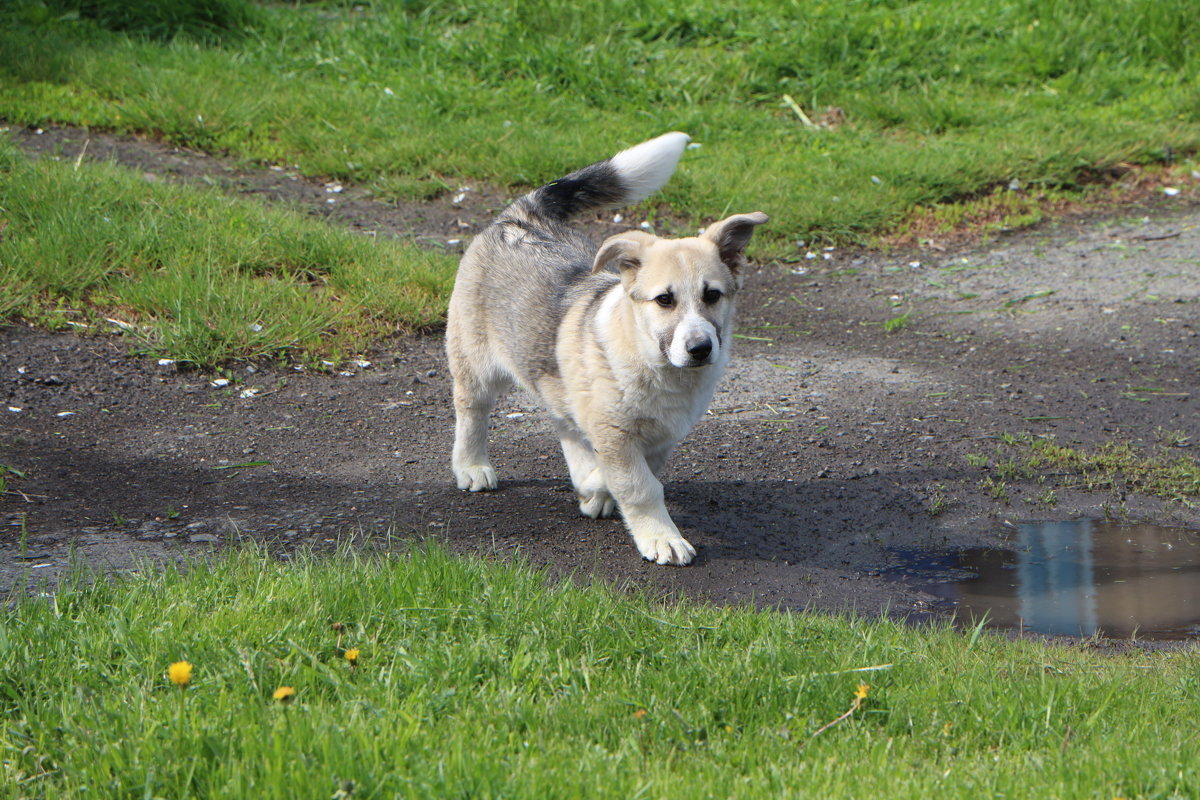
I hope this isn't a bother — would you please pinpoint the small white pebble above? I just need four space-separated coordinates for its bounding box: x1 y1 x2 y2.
210 378 230 388
157 358 175 366
56 411 75 417
1162 187 1181 196
8 407 23 413
505 412 525 419
612 213 624 223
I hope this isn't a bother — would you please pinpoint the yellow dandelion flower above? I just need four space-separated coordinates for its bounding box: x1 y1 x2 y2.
633 709 648 720
168 661 193 688
854 683 870 701
344 648 360 665
273 686 296 703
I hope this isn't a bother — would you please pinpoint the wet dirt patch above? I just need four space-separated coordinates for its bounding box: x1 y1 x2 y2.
3 123 1199 643
888 520 1200 640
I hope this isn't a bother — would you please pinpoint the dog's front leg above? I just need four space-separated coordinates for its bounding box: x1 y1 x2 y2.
555 423 617 519
594 434 695 566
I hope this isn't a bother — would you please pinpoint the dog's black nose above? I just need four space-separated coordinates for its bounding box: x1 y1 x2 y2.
686 337 713 361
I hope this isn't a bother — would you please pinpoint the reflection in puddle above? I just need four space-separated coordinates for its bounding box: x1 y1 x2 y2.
893 520 1200 640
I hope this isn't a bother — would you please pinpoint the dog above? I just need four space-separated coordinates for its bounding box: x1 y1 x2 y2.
446 132 767 565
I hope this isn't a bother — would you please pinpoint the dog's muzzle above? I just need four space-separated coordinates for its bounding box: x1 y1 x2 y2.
682 333 713 367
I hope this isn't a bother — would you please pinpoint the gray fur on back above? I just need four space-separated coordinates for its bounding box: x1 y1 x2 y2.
457 179 622 387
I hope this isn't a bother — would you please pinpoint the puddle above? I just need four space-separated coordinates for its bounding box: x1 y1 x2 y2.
891 520 1200 640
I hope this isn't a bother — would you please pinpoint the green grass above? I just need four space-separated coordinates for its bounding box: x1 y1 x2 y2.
1 1 1198 361
2 0 1198 250
976 433 1200 507
0 140 456 367
0 465 26 498
3 543 1198 799
31 0 262 42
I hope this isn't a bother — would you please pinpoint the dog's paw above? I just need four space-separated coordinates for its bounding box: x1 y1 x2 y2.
454 464 498 492
578 489 617 519
633 530 696 566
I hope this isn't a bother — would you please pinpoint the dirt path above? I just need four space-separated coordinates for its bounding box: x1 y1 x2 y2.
3 125 1198 628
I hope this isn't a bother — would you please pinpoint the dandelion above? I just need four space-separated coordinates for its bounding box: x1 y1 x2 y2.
344 648 360 666
168 661 193 688
633 709 647 720
801 683 872 748
273 686 296 704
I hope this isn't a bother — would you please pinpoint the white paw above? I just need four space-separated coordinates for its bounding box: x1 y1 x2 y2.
578 490 617 519
454 464 498 492
633 530 696 566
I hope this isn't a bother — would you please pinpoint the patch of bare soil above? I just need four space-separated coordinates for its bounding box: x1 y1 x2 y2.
3 125 1198 641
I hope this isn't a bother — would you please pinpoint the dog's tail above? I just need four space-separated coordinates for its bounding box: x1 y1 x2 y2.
515 132 690 223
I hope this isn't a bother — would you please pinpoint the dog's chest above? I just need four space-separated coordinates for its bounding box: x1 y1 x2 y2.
611 367 720 445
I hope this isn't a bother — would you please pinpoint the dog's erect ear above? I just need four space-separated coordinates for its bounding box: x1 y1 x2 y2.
701 212 769 273
592 231 656 274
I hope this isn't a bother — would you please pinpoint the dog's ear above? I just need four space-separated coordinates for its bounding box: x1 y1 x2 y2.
592 231 656 274
701 212 769 273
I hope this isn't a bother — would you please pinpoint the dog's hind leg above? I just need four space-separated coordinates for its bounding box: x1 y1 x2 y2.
450 370 506 492
555 423 616 518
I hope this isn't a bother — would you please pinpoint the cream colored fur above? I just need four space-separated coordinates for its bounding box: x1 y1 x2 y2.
445 133 766 565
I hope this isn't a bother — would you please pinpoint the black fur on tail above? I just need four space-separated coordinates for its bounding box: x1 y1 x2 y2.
523 160 627 222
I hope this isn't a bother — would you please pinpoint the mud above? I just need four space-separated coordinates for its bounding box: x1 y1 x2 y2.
3 125 1198 639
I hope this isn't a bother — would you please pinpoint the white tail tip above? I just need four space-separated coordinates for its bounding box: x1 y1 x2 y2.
609 131 690 205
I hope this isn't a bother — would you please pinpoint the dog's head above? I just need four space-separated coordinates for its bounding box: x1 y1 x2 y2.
593 212 768 369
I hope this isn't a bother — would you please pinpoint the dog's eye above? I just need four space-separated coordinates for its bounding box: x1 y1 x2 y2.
703 288 723 304
654 293 675 308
